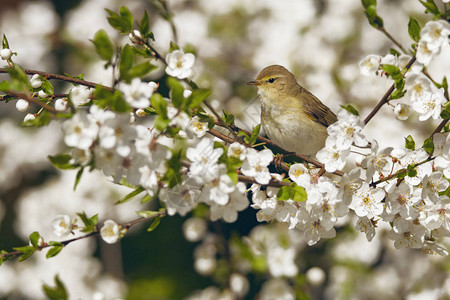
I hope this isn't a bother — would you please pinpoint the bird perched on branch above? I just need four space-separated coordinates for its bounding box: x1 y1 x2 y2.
248 65 337 157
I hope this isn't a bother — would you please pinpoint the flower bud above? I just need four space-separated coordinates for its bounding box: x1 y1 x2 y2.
24 113 35 122
30 74 43 89
55 98 69 112
16 99 30 112
136 108 146 117
0 48 12 60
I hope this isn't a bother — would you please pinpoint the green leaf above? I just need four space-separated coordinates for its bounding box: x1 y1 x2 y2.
94 85 130 112
139 11 150 36
440 102 450 120
147 215 161 232
136 210 159 218
140 193 155 204
8 64 29 91
116 187 145 204
187 89 211 109
42 275 68 300
0 80 11 92
77 211 99 233
13 246 36 262
128 62 157 79
408 17 421 42
365 5 384 29
340 104 359 116
222 110 235 126
46 245 63 258
29 232 41 248
405 135 415 150
167 77 184 109
2 34 10 49
169 41 180 52
74 167 84 191
381 64 402 80
407 164 417 177
246 124 261 145
277 183 307 202
48 154 76 170
41 79 54 95
389 48 401 57
150 93 168 117
106 7 133 34
419 0 440 15
423 137 434 155
91 30 114 61
361 0 376 9
120 44 134 81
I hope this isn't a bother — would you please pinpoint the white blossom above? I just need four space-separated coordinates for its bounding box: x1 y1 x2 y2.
416 40 435 66
421 171 449 203
165 50 195 79
62 111 99 149
187 116 208 138
160 180 201 216
288 163 311 188
209 182 249 223
420 20 450 51
386 182 421 219
241 148 273 185
227 142 246 161
100 220 121 244
411 88 446 121
70 85 92 107
186 137 224 184
259 278 295 300
119 78 157 109
433 133 450 178
349 183 385 218
327 108 368 149
360 140 393 181
359 54 381 76
267 246 298 277
405 74 432 102
394 103 410 120
355 216 376 242
316 137 350 173
183 218 207 242
52 215 73 237
421 201 450 231
388 217 425 249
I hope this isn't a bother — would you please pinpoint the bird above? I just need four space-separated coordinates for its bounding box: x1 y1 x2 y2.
247 65 337 157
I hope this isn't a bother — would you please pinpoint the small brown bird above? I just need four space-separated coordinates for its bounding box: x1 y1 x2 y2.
248 65 337 157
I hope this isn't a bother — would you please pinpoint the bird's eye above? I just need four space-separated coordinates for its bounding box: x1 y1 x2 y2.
268 78 275 83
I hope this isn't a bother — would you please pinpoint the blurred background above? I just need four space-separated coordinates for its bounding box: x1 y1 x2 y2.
0 0 449 299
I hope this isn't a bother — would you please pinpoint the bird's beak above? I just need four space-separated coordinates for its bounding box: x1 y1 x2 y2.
247 80 260 86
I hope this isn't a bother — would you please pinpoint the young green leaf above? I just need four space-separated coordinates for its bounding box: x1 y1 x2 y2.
277 183 307 202
150 93 168 117
42 275 68 300
167 77 185 109
147 215 161 232
76 211 99 233
2 34 10 49
48 154 76 170
407 164 417 177
128 62 157 79
13 246 36 262
139 11 150 36
187 89 211 109
41 79 54 95
46 245 63 259
29 232 41 248
91 30 114 61
136 210 159 218
419 0 440 16
408 17 421 42
404 135 415 150
423 137 434 155
340 104 359 116
120 44 134 81
74 167 84 191
116 187 145 204
21 110 51 127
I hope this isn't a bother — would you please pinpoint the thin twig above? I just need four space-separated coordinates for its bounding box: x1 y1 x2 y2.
378 27 407 54
0 68 112 91
364 56 416 125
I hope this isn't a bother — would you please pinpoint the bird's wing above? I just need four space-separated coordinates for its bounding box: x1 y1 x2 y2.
300 90 337 127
